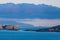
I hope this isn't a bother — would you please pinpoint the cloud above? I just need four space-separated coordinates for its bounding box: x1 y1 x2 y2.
16 19 60 26
0 0 60 7
0 18 60 26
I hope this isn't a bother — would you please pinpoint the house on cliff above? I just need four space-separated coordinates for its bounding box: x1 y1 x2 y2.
0 24 19 30
5 25 19 30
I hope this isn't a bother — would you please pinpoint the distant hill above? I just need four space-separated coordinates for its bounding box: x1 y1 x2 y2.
16 23 47 30
27 25 60 32
0 3 60 19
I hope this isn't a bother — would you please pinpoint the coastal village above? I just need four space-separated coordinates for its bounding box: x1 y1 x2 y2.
0 24 18 30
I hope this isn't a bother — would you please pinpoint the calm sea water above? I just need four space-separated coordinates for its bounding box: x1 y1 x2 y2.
0 30 60 40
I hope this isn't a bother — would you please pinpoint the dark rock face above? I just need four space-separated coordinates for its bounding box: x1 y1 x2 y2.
53 25 60 32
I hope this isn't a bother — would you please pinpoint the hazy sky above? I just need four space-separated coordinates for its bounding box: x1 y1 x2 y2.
0 0 60 7
0 0 60 26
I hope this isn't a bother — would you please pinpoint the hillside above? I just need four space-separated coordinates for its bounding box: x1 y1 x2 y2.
28 25 60 32
0 3 60 19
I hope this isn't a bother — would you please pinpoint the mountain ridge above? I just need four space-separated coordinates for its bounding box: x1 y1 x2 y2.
0 3 60 19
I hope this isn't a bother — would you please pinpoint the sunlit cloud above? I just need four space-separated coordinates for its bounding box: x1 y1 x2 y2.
0 0 60 7
16 19 60 26
0 18 60 27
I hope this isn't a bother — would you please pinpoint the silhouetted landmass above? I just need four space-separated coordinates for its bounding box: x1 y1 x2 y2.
0 3 60 19
25 25 60 32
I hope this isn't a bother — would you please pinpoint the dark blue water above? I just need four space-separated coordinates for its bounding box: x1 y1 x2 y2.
0 30 60 40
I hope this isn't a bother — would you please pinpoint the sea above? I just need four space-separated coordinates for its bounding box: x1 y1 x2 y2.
0 30 59 40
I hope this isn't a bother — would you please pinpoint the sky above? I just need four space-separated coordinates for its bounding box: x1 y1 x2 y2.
0 0 60 26
0 0 60 7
